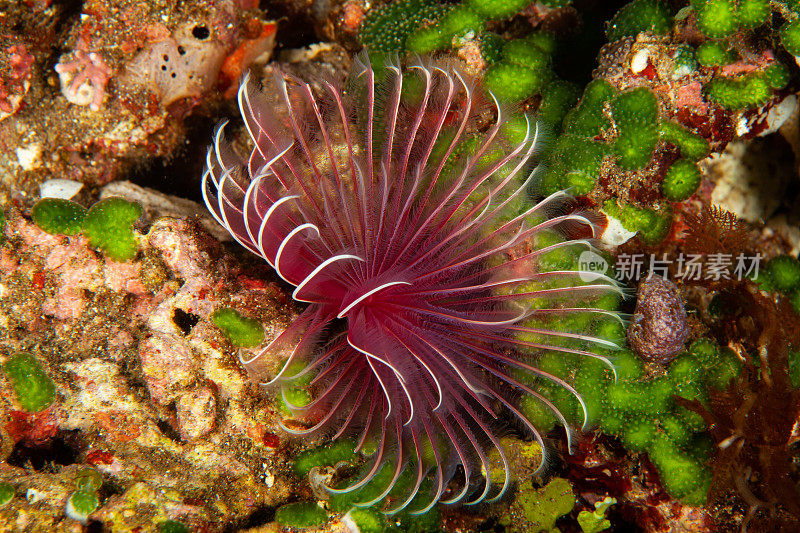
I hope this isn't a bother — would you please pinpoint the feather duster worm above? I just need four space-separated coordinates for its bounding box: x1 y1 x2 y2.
203 57 623 513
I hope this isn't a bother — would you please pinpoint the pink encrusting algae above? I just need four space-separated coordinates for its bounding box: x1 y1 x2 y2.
202 57 624 513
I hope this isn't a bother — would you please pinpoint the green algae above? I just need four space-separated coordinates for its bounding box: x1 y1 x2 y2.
466 0 530 19
67 490 100 521
345 507 386 533
293 439 357 478
275 501 329 529
505 477 575 532
603 200 672 244
2 352 56 412
610 88 660 170
662 159 701 201
781 19 800 56
578 496 615 533
659 121 710 161
359 0 451 53
211 308 265 348
606 0 673 41
705 73 772 109
157 520 190 533
0 483 13 507
82 198 142 262
32 198 87 236
695 41 735 67
765 255 800 293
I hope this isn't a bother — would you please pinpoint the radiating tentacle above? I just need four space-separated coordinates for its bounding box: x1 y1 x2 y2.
202 58 626 516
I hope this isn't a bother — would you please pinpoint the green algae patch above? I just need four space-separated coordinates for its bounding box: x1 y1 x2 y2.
345 507 386 533
606 0 672 42
704 74 772 109
360 0 451 53
211 308 265 348
737 0 770 29
538 79 580 128
662 159 701 201
275 501 328 529
294 439 357 478
765 62 791 90
66 490 100 522
466 0 530 18
505 477 575 532
157 520 190 533
695 0 739 39
765 255 800 293
485 62 549 102
610 88 660 170
781 19 800 56
83 198 142 262
659 121 709 161
695 41 735 67
578 496 615 533
2 352 56 412
32 198 87 236
603 200 672 244
0 483 13 507
75 467 103 492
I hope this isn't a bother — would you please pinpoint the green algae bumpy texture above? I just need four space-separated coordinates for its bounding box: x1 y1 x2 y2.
659 121 710 161
32 198 87 236
0 483 13 507
611 88 660 170
83 198 142 262
704 73 772 109
275 501 329 529
31 197 142 261
2 352 56 412
606 0 673 41
522 337 742 505
662 159 701 201
346 508 385 533
505 477 574 532
695 41 734 67
695 0 739 38
603 200 672 244
211 308 265 348
293 439 356 477
360 0 451 52
465 0 529 19
484 34 557 103
765 255 800 293
539 80 616 195
67 490 100 518
781 19 800 55
157 520 190 533
577 496 615 533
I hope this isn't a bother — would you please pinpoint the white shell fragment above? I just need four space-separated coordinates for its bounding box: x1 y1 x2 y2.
40 178 84 200
630 48 650 74
16 143 41 170
600 210 638 247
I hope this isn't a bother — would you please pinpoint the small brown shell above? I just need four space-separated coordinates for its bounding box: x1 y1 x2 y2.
627 275 689 364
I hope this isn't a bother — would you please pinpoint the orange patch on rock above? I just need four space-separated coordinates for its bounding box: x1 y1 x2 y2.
94 410 142 442
220 20 277 98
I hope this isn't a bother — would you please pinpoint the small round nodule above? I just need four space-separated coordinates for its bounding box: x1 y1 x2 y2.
627 276 689 364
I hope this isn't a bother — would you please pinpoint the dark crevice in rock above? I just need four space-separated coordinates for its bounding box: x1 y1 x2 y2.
173 308 200 335
6 430 85 471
